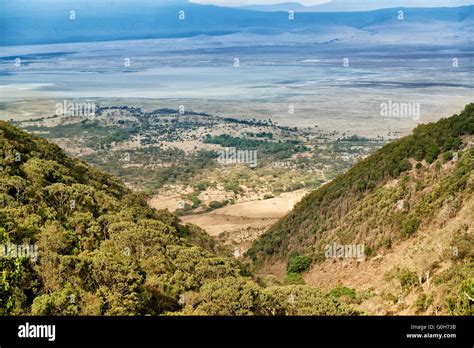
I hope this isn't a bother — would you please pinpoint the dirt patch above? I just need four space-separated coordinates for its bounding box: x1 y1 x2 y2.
181 190 308 254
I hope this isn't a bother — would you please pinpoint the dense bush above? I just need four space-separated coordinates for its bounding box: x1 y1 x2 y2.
0 121 360 316
174 279 360 316
329 286 357 300
284 272 305 285
287 253 312 274
204 134 307 159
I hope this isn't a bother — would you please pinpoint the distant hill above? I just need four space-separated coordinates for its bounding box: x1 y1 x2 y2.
247 104 474 315
310 0 474 12
238 2 307 12
239 0 474 12
1 0 473 45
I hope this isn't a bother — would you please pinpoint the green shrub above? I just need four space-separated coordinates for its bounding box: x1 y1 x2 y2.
208 201 225 209
194 181 209 192
425 144 439 164
287 254 312 274
413 293 433 312
446 279 474 316
443 151 453 162
401 216 420 237
398 158 412 173
284 272 305 285
397 268 418 290
449 230 474 260
329 286 356 300
224 181 243 194
187 193 201 209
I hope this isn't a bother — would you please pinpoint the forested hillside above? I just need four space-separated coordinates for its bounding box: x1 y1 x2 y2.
0 121 357 316
247 104 474 315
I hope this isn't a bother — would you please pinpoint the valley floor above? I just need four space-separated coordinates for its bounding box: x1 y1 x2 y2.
151 189 309 255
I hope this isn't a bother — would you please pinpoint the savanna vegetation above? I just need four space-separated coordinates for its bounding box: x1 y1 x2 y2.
18 106 384 205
